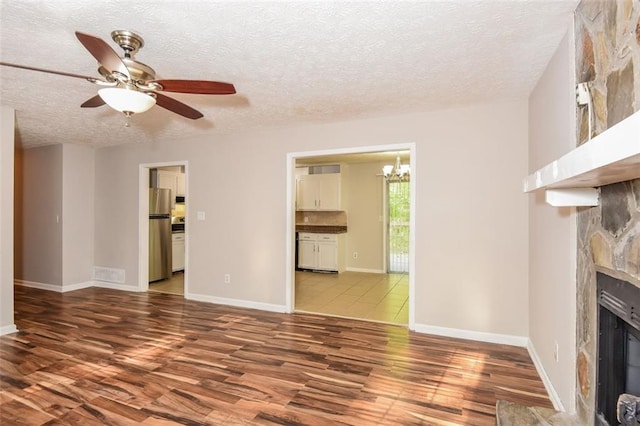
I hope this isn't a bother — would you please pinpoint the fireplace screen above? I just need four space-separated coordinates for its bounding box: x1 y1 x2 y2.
627 332 640 396
596 273 640 425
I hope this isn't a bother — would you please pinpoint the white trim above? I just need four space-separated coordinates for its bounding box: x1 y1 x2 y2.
381 176 388 274
0 324 18 335
92 280 142 292
345 267 386 274
138 165 150 292
414 323 529 347
14 279 139 293
14 279 93 293
523 110 640 192
407 143 416 329
286 143 417 330
527 339 565 411
186 293 287 313
545 188 599 207
15 279 63 292
285 154 296 313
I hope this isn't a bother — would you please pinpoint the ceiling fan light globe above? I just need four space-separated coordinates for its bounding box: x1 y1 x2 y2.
98 87 156 114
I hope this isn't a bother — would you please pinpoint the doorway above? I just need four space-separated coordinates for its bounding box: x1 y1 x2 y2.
286 144 416 329
138 161 189 296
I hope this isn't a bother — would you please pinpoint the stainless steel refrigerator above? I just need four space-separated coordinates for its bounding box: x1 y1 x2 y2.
149 188 172 282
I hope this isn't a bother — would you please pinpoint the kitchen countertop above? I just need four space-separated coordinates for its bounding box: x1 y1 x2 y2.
296 225 347 234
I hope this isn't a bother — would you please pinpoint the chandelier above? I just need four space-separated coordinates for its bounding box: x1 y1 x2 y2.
382 156 410 182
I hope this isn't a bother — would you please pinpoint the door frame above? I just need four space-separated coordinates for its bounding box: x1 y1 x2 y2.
138 160 189 294
285 143 416 330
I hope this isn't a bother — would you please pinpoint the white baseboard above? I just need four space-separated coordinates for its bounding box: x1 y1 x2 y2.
15 279 138 293
0 324 18 336
186 293 287 313
345 267 386 274
15 279 62 292
92 280 142 292
13 279 95 293
61 281 95 292
414 323 529 347
527 340 565 411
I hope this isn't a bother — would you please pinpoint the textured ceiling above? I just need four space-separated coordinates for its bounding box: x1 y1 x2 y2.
0 0 578 149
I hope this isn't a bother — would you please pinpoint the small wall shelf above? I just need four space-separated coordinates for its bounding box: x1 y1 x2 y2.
524 110 640 196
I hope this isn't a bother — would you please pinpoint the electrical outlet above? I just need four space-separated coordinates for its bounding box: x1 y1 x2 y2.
353 252 358 259
554 341 559 362
224 274 231 284
304 216 309 223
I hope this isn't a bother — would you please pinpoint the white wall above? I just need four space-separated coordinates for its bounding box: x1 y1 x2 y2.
528 29 576 411
415 102 529 338
16 144 63 288
0 107 16 334
94 100 530 340
62 144 95 287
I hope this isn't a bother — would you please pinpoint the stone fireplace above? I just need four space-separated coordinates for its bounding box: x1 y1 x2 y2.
574 0 640 424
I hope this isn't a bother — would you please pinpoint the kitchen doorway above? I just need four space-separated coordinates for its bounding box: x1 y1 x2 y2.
137 161 189 296
286 144 416 329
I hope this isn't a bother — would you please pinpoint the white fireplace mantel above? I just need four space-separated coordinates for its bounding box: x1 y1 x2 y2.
523 110 640 206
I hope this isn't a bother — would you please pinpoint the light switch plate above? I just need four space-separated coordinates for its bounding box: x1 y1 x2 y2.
197 211 206 221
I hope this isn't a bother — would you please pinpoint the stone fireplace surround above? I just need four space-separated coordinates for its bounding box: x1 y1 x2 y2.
574 0 640 423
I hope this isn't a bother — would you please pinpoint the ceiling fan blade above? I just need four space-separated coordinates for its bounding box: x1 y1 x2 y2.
152 79 236 95
81 95 105 108
155 93 203 120
0 62 99 82
75 31 130 78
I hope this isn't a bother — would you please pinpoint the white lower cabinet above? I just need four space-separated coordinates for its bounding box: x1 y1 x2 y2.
172 233 185 272
297 233 344 272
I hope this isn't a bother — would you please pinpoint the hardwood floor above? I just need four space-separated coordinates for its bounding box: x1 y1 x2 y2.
1 285 552 425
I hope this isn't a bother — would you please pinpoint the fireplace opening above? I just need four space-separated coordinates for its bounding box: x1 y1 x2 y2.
596 273 640 425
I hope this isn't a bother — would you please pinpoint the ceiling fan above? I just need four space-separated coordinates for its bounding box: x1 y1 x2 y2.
0 30 236 120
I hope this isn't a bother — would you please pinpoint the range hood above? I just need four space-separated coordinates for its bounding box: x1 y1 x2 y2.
523 110 640 206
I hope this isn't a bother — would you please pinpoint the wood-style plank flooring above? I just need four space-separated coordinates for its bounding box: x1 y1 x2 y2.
1 286 552 425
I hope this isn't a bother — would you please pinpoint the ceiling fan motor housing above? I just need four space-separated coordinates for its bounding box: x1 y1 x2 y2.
95 30 157 84
98 58 157 83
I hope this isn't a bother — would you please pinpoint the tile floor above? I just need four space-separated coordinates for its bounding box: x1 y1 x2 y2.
295 270 409 325
148 270 409 325
148 271 184 295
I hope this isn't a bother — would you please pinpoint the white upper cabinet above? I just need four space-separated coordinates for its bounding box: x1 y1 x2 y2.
157 170 185 197
176 173 186 196
158 170 177 198
296 173 341 211
296 176 319 210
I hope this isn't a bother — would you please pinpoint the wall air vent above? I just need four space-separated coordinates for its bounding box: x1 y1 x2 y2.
93 266 125 284
309 164 340 174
